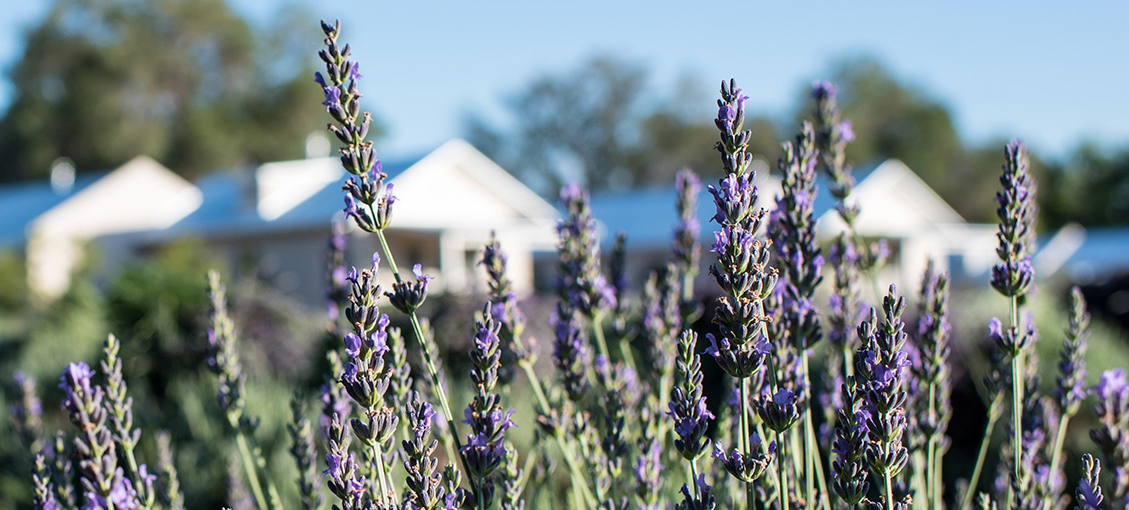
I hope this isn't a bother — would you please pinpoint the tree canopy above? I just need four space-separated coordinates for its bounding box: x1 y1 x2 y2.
468 54 1125 228
0 0 349 182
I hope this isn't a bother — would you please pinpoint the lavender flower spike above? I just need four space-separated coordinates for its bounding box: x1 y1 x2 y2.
1091 368 1129 503
669 331 713 461
317 20 393 233
11 370 44 453
990 140 1037 298
673 168 703 287
857 286 911 496
59 362 141 510
102 334 155 508
461 305 517 507
387 263 434 315
556 182 615 317
1057 287 1091 417
402 391 450 510
1076 454 1103 510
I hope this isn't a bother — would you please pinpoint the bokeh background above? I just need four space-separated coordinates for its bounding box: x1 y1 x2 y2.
1 1 1128 508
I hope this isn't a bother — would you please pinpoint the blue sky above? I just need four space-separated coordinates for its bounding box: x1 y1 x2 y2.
2 1 1127 159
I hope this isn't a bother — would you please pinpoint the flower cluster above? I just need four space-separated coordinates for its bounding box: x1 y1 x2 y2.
1091 369 1129 503
831 376 870 505
705 80 776 383
770 123 824 351
461 306 517 506
990 140 1037 298
856 287 911 506
204 270 246 422
19 20 1129 510
672 169 703 288
402 392 456 510
481 234 533 378
669 331 713 461
316 20 394 232
60 362 141 510
1057 287 1091 417
810 80 858 221
557 183 616 316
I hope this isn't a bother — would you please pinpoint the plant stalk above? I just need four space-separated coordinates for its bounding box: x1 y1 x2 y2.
961 394 1003 510
234 430 269 510
519 361 597 509
741 377 755 510
1044 414 1072 510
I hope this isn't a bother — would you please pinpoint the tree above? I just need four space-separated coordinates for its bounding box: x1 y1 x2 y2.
465 56 780 195
0 0 350 182
789 57 987 220
1041 144 1129 228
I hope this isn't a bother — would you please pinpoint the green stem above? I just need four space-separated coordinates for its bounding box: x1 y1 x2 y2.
372 441 390 505
407 313 466 456
234 430 269 510
1044 414 1071 510
934 442 944 510
804 401 830 510
777 430 790 510
374 228 469 466
690 458 701 499
801 352 817 509
591 312 611 364
884 472 894 510
373 224 403 283
477 474 486 510
1010 298 1023 493
741 378 755 510
961 395 1003 510
519 361 597 509
926 438 936 510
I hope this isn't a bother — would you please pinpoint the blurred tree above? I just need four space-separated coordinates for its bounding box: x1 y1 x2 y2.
1041 144 1129 228
465 56 779 194
0 0 357 182
792 56 989 221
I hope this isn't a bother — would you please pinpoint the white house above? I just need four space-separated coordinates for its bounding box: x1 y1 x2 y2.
3 140 560 306
0 156 201 299
590 158 998 294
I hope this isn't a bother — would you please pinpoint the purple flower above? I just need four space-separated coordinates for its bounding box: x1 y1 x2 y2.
343 333 362 359
83 469 139 510
811 80 838 100
1097 369 1128 402
1058 287 1090 415
708 173 755 225
839 120 855 143
1077 454 1103 510
990 141 1037 298
386 264 434 314
60 361 95 396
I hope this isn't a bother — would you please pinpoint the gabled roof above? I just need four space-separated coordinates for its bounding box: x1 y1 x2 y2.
815 159 964 237
1038 225 1129 283
0 172 105 247
160 139 559 240
0 156 200 248
590 158 968 252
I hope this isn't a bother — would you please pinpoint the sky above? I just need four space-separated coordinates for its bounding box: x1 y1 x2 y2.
2 1 1127 160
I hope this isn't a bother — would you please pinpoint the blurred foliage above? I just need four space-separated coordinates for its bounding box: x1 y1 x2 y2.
465 55 781 194
1 240 325 509
1041 144 1129 228
469 54 1129 229
0 0 364 182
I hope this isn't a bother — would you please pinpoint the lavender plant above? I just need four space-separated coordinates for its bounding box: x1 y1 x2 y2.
17 18 1129 510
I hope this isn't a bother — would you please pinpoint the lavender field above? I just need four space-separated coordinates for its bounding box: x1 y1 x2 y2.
4 5 1129 510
